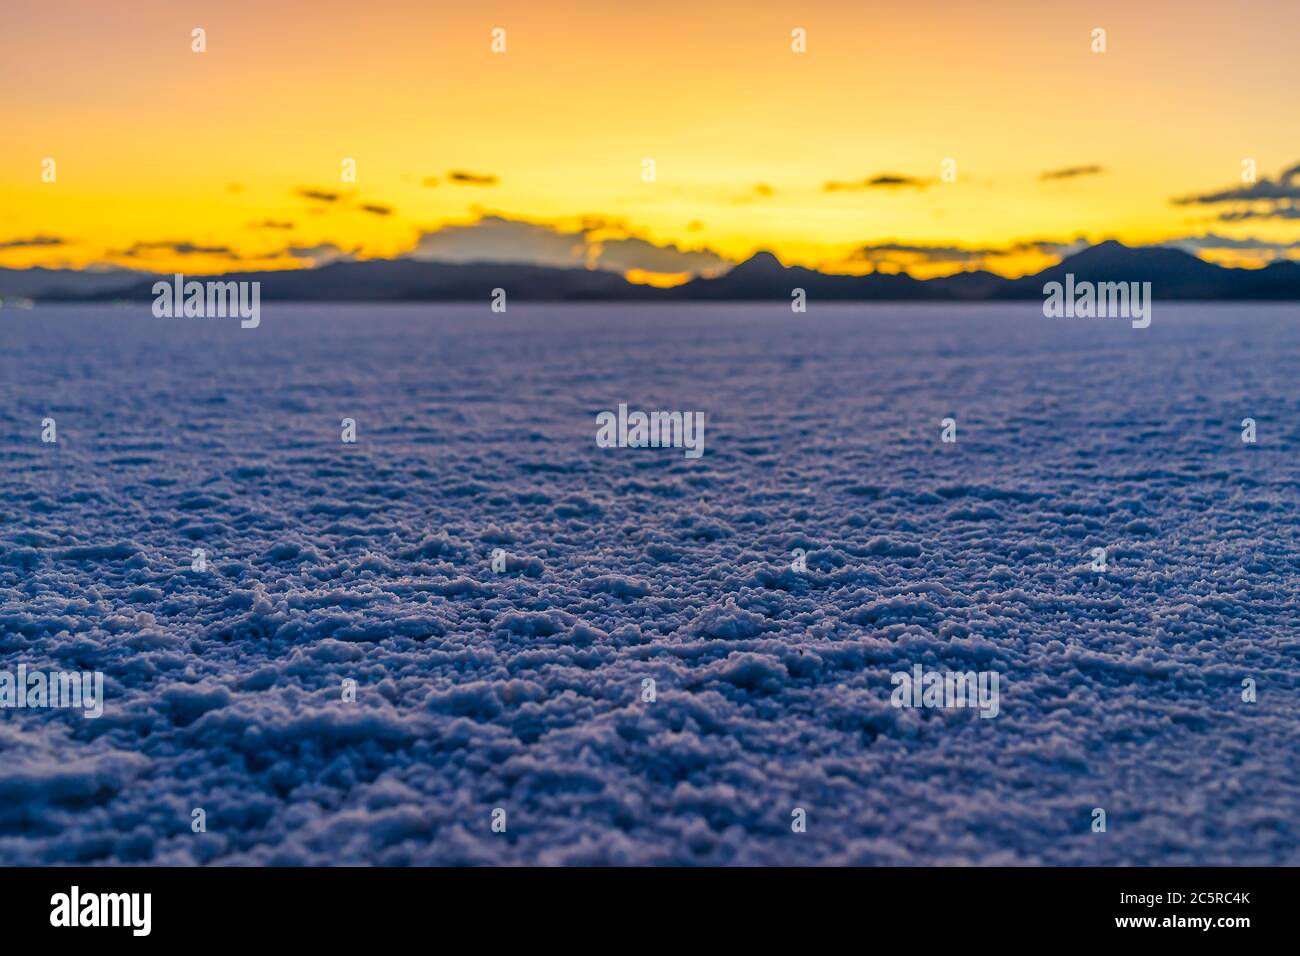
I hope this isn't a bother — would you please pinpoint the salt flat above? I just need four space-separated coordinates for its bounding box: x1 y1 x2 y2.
0 302 1296 865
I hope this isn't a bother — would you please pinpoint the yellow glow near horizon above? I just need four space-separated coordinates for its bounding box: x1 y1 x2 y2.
2 0 1298 278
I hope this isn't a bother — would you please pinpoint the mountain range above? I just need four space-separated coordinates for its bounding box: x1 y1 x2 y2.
6 241 1300 303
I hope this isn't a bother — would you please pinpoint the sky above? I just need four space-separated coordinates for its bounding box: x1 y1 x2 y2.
3 0 1300 281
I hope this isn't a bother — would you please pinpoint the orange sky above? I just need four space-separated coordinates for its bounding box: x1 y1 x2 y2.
3 0 1299 280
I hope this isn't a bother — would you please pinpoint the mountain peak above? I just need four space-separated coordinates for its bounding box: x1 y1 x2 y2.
730 250 786 273
1059 238 1203 269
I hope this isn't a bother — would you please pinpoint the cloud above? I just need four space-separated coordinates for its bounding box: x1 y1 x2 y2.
1173 163 1300 204
409 214 730 277
1175 182 1300 204
253 220 295 230
1161 233 1299 251
0 235 66 251
448 171 499 186
847 237 1088 269
112 240 243 260
1005 238 1091 257
412 216 585 267
1216 205 1300 221
1158 232 1300 261
593 235 730 276
825 174 929 192
295 189 398 218
850 242 1001 266
1040 164 1104 181
99 237 359 268
421 177 440 188
1171 161 1300 221
280 243 360 266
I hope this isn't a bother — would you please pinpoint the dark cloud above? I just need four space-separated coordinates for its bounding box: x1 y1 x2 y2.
1039 164 1104 181
1217 205 1300 221
1173 181 1300 204
448 171 499 186
825 174 930 192
106 239 361 266
1159 232 1300 259
847 236 1092 273
0 235 66 250
113 240 243 260
1005 237 1092 257
850 242 1002 265
295 189 395 219
253 220 295 230
848 237 1087 268
1171 161 1300 221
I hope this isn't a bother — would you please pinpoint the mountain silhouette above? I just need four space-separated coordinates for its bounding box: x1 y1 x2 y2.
12 241 1300 302
1002 240 1234 299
